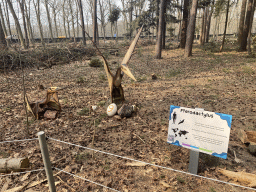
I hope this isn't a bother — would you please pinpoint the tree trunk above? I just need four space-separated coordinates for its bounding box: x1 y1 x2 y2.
0 18 6 48
78 0 86 45
44 0 53 41
237 0 247 44
205 6 213 43
62 1 67 37
156 0 160 40
240 0 254 51
180 0 189 48
248 0 255 54
68 0 76 42
155 0 166 59
52 7 58 38
93 0 98 44
33 0 45 47
220 0 230 52
19 0 29 48
6 0 25 48
24 1 34 45
121 0 128 32
162 0 167 49
3 1 12 37
199 8 206 45
184 0 198 57
0 3 10 46
129 0 133 39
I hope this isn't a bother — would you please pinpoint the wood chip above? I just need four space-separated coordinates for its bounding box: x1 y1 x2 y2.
125 162 147 167
160 181 171 188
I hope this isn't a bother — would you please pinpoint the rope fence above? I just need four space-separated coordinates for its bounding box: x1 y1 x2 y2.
49 137 256 191
1 135 256 191
53 167 121 192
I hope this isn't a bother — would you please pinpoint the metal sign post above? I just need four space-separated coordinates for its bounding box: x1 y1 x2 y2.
37 131 56 192
188 150 199 174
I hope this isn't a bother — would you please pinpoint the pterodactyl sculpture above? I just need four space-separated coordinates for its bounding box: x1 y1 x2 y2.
100 26 144 104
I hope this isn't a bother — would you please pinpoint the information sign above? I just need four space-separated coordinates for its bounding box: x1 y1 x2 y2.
167 106 232 159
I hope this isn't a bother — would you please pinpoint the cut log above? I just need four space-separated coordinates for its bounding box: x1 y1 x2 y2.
0 157 29 173
238 129 250 144
218 168 256 187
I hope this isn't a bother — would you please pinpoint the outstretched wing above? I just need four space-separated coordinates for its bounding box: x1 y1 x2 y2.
120 26 144 81
102 56 114 93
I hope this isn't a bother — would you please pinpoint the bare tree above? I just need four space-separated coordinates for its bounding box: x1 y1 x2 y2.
155 0 166 59
77 0 86 45
0 3 10 46
0 18 6 47
240 0 254 51
93 0 98 44
220 0 230 52
180 0 189 48
33 0 45 47
98 0 108 42
237 0 247 44
6 0 26 48
184 0 198 57
68 0 76 42
3 0 12 38
18 0 29 48
44 0 54 40
24 0 34 45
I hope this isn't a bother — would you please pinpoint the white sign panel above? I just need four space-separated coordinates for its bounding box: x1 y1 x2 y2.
167 105 232 159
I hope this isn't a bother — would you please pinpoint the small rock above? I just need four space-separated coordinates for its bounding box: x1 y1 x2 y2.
44 110 58 119
118 104 134 117
152 73 157 80
249 142 256 154
91 105 97 111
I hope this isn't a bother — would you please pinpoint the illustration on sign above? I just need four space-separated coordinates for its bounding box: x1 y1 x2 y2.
167 105 232 159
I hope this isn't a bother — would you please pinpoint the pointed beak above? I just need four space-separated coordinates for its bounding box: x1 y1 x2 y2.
121 64 136 81
49 87 62 91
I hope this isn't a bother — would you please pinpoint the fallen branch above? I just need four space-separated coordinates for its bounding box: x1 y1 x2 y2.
0 158 29 173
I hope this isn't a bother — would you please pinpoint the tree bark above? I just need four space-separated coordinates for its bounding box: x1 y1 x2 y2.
44 0 53 40
237 0 247 44
199 8 207 45
6 0 26 48
33 0 45 47
240 0 254 51
184 0 198 57
93 0 98 44
156 0 160 40
24 1 34 45
205 6 213 43
248 0 255 54
78 0 86 45
220 0 230 52
52 6 58 38
0 18 6 48
19 0 29 48
180 0 189 48
0 158 29 173
0 3 10 46
3 1 12 37
155 0 166 59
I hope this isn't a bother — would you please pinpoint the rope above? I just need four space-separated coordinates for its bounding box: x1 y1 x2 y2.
0 138 38 144
49 137 256 191
0 169 44 177
54 167 121 192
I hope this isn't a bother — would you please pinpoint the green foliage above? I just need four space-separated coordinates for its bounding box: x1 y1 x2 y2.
76 76 86 83
209 187 217 192
89 58 103 68
176 176 185 183
75 152 90 163
77 108 90 116
108 7 121 24
166 69 182 78
97 100 106 107
242 66 254 75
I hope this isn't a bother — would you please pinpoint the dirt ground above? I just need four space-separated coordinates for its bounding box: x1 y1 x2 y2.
0 41 256 191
